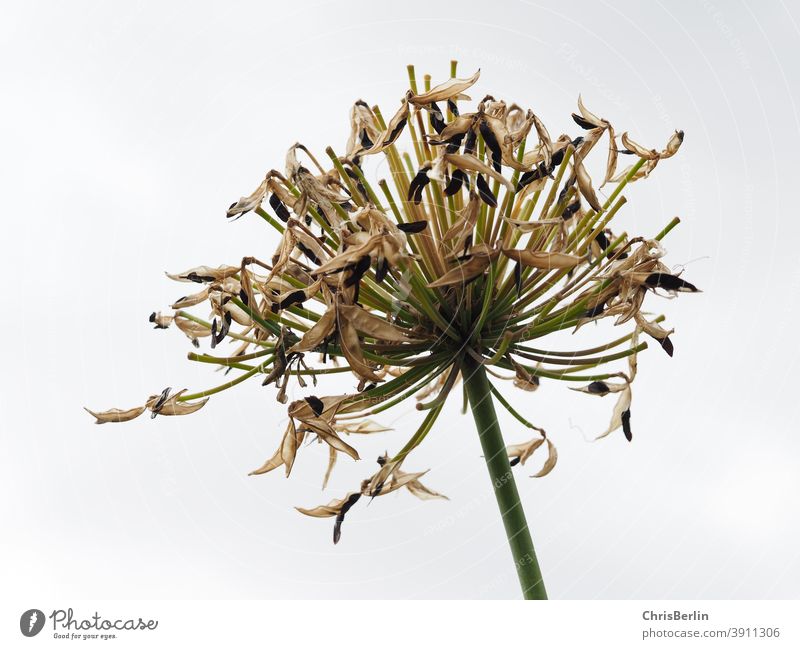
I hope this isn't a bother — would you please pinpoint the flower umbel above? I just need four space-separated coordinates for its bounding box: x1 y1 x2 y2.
88 62 698 596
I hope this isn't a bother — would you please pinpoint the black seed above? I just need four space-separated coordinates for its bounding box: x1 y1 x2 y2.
296 241 321 264
345 255 372 289
363 382 377 391
228 201 237 210
444 168 469 195
407 168 430 204
191 338 199 348
571 113 596 130
150 387 171 419
386 118 407 146
239 288 249 305
644 273 699 292
375 258 389 283
660 335 674 357
149 312 156 322
186 272 215 283
429 102 445 134
269 193 291 222
359 129 374 149
551 147 566 167
562 200 580 220
305 395 324 417
376 455 387 466
447 99 459 116
276 290 306 311
476 174 497 207
571 136 584 148
397 220 428 234
584 303 605 318
618 148 635 155
588 381 609 395
595 230 610 250
333 492 362 545
479 120 502 173
622 409 632 442
509 456 521 467
443 132 465 153
463 128 477 156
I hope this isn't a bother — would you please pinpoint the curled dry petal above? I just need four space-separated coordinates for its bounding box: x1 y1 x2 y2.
166 265 240 284
530 438 558 477
502 249 583 270
408 69 480 105
595 383 632 440
84 405 146 424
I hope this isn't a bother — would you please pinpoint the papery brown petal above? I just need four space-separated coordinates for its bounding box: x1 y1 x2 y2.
322 444 337 489
336 305 383 382
408 70 480 105
507 436 545 466
443 153 514 192
84 405 146 424
171 287 210 309
620 132 659 160
337 304 414 342
601 124 618 188
530 438 558 477
166 265 240 284
427 253 491 287
502 249 583 270
574 157 602 211
595 384 632 440
577 95 606 128
662 130 684 158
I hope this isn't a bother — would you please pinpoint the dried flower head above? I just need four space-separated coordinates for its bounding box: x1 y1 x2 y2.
88 62 697 549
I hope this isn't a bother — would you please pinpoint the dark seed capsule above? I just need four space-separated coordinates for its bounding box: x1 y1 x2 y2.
621 409 632 442
397 220 428 234
428 102 446 134
572 113 597 130
479 120 502 173
659 335 674 357
644 273 699 292
563 200 581 220
443 133 465 153
345 255 372 289
407 168 431 204
584 303 605 318
186 272 215 283
333 492 362 545
375 258 390 284
463 128 478 156
476 174 497 207
444 168 469 195
296 241 321 264
269 193 291 223
386 118 407 146
305 395 324 417
274 289 306 312
359 129 374 149
587 381 610 395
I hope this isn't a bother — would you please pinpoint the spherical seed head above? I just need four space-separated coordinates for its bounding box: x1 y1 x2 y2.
88 63 697 543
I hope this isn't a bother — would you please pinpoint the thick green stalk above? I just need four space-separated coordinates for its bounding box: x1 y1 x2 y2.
462 354 548 600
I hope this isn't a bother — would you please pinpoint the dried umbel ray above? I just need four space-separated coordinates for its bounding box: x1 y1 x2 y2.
87 62 698 598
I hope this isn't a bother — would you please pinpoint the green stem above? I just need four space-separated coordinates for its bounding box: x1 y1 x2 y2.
462 354 547 600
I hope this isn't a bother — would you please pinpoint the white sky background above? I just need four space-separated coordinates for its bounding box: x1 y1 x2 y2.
1 0 798 599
